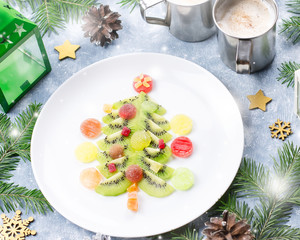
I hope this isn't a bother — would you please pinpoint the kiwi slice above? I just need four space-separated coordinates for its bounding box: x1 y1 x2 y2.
147 97 166 115
97 156 134 178
95 171 131 196
102 118 128 135
97 164 117 179
147 113 170 131
139 170 174 197
145 119 172 143
109 155 136 171
112 95 140 110
97 131 129 151
113 92 148 110
138 156 163 173
137 156 174 180
147 130 160 148
97 151 112 164
102 110 119 124
141 146 172 164
155 105 166 115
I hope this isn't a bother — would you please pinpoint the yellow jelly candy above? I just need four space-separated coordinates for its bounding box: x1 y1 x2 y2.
103 104 113 114
75 142 98 163
170 114 193 135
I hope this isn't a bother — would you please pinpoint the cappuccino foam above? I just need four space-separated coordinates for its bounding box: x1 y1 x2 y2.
216 0 275 38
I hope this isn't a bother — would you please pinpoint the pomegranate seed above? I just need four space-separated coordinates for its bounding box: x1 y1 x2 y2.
108 163 116 173
121 126 131 137
158 139 165 149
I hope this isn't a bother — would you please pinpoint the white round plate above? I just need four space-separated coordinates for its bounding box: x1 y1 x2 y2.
31 53 244 238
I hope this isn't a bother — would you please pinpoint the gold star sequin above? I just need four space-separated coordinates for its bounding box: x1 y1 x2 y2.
54 40 80 60
247 89 272 111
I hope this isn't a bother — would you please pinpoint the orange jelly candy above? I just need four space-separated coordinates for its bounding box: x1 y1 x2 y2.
80 118 101 139
127 193 138 212
80 168 102 190
128 191 138 200
127 183 138 192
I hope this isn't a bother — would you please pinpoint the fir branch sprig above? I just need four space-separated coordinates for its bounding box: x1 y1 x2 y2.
277 61 300 87
0 182 52 214
5 0 97 36
0 103 53 214
280 17 300 44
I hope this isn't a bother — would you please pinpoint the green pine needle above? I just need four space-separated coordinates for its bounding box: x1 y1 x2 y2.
218 194 254 222
0 152 19 181
262 226 300 240
0 181 53 214
6 0 97 36
273 142 300 191
233 158 270 198
277 61 300 87
280 16 300 44
287 0 300 14
118 0 139 12
253 199 293 239
171 228 204 240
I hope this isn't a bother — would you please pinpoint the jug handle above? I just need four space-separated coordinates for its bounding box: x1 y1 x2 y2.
236 40 252 74
294 69 300 117
140 0 168 26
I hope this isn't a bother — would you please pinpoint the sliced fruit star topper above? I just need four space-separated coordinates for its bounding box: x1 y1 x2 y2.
133 74 153 93
76 75 194 212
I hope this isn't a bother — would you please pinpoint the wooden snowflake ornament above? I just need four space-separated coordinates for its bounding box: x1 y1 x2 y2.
0 210 36 240
269 119 292 141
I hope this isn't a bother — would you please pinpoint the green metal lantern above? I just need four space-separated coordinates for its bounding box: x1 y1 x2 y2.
0 1 51 112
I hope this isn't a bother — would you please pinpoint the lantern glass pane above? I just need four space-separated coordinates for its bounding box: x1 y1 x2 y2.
0 33 46 105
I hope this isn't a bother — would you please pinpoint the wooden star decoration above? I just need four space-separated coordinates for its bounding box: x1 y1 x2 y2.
247 89 272 111
0 210 36 240
54 40 80 60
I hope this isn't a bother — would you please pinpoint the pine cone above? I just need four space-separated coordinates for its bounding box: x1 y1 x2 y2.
82 5 122 47
202 210 255 240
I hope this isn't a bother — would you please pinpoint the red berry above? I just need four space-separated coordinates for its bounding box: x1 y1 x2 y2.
121 126 131 137
133 74 153 93
171 136 193 158
119 104 137 120
158 139 165 149
125 165 143 183
108 163 116 173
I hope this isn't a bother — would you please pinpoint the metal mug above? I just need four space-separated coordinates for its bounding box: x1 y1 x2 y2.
213 0 278 73
139 0 216 42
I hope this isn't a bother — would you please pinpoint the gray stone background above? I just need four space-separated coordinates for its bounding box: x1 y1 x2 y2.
6 0 300 239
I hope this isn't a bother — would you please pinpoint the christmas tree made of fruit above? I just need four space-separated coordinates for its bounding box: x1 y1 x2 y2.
95 91 175 201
